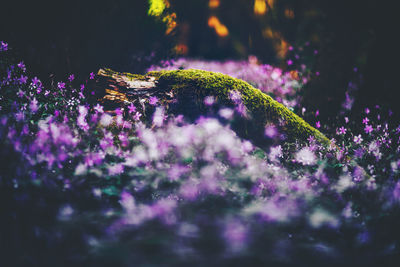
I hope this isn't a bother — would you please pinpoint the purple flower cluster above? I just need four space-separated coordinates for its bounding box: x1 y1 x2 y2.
2 42 400 265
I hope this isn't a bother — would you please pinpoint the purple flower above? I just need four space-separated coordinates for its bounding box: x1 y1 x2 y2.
307 135 315 143
365 108 370 114
133 112 142 121
149 96 158 106
0 41 8 51
30 98 39 113
315 121 321 128
80 84 85 91
89 72 95 80
338 126 347 135
127 103 136 113
18 75 28 84
68 74 75 82
204 96 215 106
114 108 123 116
353 134 363 144
58 82 65 90
364 125 373 134
17 89 24 98
17 61 26 71
32 77 40 86
362 117 369 124
94 104 104 113
264 125 277 138
287 59 293 66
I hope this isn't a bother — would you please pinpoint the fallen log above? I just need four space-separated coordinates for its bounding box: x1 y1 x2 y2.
94 68 330 147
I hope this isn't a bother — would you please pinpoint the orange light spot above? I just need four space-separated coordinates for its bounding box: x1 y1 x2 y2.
267 0 275 8
284 8 295 19
209 0 220 9
289 70 299 80
276 39 289 59
163 12 177 35
254 0 267 15
262 27 290 59
208 16 229 37
215 24 229 37
262 27 274 39
174 43 188 55
208 16 219 27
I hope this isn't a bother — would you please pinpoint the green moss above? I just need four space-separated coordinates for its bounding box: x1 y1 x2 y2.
100 68 148 81
147 69 330 146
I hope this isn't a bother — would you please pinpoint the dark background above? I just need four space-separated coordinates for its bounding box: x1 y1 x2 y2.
1 0 399 119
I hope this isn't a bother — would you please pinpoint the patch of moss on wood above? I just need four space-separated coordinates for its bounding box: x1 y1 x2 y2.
148 69 330 146
99 68 148 81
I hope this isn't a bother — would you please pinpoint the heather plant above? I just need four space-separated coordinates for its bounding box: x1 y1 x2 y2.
1 41 400 266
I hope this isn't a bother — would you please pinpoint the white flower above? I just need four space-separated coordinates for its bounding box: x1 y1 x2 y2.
295 147 316 165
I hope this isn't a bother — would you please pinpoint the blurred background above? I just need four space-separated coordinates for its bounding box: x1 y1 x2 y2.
1 0 399 119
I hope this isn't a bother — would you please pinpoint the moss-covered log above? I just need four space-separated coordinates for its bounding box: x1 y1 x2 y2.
95 68 330 147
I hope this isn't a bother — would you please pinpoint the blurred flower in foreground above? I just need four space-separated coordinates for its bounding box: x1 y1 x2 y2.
295 147 316 165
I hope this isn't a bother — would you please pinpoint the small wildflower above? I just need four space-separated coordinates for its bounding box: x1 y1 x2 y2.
287 59 293 66
229 90 241 103
32 77 40 86
94 104 104 113
353 134 363 144
295 147 316 165
338 126 347 135
149 96 158 106
133 112 142 121
68 74 75 82
80 84 85 91
364 125 373 134
58 82 65 90
315 121 321 128
265 125 277 138
365 108 370 114
127 103 136 113
0 41 8 51
17 89 24 98
30 98 39 113
17 61 26 71
19 75 28 84
362 117 369 124
344 117 349 123
89 72 95 79
219 108 234 120
204 96 215 106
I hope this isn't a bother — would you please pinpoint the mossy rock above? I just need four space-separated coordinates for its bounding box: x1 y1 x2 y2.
96 68 330 147
148 69 330 147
